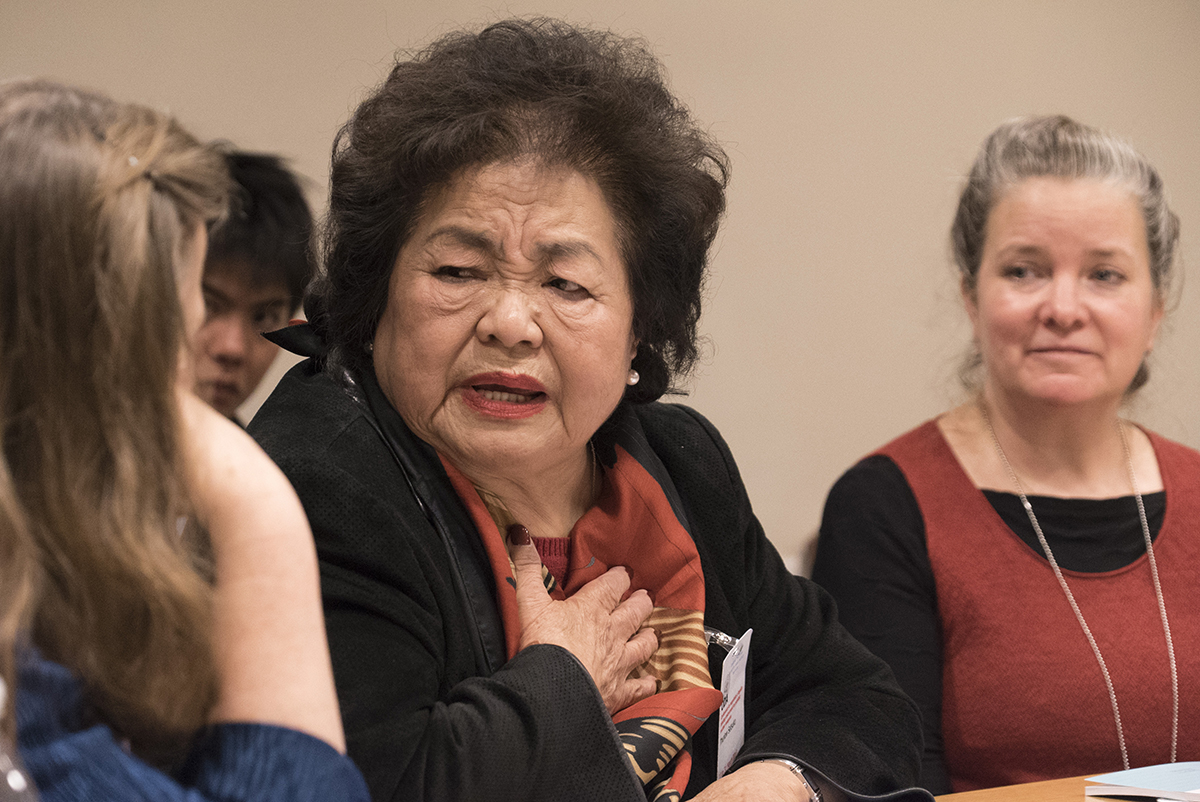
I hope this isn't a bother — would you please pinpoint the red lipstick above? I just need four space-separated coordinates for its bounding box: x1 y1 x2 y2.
460 372 548 419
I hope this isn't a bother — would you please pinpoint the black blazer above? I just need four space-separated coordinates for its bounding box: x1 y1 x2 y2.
250 352 927 802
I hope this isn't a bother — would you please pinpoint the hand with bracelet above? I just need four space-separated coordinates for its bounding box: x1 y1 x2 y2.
689 759 826 802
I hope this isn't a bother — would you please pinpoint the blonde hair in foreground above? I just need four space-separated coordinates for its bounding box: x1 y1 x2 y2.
0 79 229 761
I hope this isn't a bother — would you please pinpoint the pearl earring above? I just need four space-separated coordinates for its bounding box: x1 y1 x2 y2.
627 368 640 386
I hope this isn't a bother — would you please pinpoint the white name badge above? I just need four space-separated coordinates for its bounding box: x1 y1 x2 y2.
715 628 752 778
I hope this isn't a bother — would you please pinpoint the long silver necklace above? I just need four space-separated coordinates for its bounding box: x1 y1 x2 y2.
980 403 1178 769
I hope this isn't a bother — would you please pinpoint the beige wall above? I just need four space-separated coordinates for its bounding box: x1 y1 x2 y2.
5 1 1198 572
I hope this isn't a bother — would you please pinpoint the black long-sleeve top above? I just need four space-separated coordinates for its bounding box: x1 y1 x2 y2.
811 454 1164 794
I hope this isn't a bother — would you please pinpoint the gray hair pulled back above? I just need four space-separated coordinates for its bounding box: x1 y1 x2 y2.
951 115 1179 392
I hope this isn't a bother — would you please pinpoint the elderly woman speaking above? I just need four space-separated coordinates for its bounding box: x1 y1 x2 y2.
251 19 925 802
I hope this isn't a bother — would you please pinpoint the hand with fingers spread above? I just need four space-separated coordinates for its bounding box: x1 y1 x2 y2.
508 524 659 714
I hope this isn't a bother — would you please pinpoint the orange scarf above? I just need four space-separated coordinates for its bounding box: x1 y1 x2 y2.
442 444 723 801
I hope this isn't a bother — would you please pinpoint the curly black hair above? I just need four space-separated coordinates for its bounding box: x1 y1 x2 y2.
307 17 729 402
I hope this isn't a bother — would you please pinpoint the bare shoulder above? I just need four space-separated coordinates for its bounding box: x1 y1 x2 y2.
182 392 284 481
178 391 311 552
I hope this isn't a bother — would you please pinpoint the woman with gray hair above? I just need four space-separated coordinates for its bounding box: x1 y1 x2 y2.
813 115 1200 793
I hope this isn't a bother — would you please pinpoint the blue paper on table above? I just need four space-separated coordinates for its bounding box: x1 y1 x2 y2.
1086 763 1200 801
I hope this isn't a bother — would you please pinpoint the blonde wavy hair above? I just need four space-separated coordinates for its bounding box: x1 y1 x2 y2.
0 79 230 762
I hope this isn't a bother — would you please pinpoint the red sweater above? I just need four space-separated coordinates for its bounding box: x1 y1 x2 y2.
881 421 1200 791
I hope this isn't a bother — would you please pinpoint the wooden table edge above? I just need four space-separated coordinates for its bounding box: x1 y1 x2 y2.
935 774 1092 801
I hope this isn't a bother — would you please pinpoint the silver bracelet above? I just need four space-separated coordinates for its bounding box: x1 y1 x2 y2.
759 758 824 802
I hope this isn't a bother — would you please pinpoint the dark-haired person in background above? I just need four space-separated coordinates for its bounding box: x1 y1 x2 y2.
195 151 314 419
251 17 927 802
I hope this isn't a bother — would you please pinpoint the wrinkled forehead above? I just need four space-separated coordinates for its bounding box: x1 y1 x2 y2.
421 156 628 232
410 160 625 262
